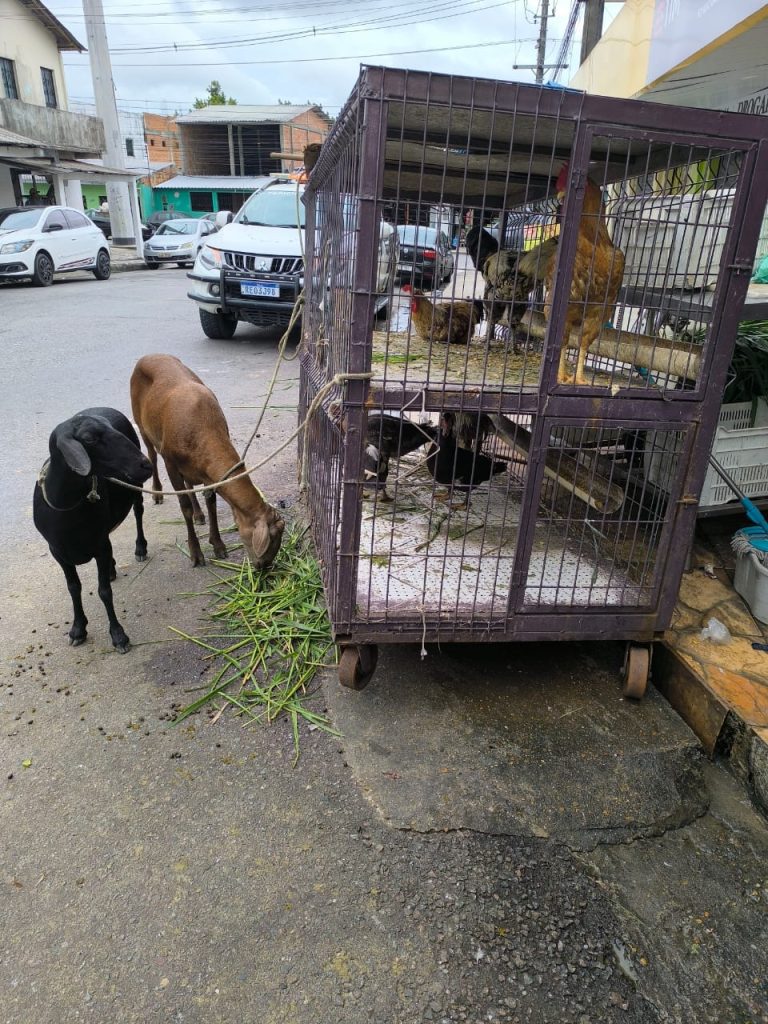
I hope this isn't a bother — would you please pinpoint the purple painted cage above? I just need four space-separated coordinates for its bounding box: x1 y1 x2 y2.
298 66 768 693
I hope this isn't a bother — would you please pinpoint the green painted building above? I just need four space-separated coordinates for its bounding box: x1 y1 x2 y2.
139 175 271 220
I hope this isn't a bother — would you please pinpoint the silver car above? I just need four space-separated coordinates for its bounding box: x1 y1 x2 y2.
144 218 217 269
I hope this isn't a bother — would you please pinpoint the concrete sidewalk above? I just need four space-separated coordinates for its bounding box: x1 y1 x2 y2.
109 244 147 273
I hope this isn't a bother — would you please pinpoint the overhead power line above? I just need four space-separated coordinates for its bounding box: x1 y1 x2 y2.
63 36 559 68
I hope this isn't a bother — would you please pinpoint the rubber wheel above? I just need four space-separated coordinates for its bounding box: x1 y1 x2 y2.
199 308 237 340
93 249 111 280
338 644 378 690
622 645 650 700
31 251 54 287
146 262 159 269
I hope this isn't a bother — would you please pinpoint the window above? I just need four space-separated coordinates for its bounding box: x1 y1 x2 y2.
190 191 213 212
161 140 166 147
40 68 57 108
64 210 90 230
126 138 134 157
1 58 18 100
150 138 155 147
44 211 68 232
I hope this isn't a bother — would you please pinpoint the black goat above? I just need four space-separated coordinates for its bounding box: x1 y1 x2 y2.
33 408 153 653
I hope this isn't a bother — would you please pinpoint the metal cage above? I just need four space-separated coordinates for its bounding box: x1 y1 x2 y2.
299 66 768 693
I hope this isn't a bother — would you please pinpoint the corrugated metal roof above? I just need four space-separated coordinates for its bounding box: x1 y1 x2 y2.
152 175 272 191
176 105 316 126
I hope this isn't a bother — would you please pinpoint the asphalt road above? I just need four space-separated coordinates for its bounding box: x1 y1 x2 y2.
1 269 767 1024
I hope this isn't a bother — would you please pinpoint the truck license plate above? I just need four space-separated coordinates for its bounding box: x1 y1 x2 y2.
241 280 280 298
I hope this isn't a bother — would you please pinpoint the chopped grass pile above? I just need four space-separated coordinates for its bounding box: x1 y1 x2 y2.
172 525 338 761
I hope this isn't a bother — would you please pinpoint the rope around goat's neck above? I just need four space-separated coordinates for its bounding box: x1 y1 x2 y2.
107 372 373 499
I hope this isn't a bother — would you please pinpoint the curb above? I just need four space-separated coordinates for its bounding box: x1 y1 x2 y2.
111 260 147 274
655 641 768 818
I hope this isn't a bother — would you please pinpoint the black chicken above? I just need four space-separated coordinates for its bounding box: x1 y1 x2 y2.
465 225 542 348
426 412 507 493
363 414 435 499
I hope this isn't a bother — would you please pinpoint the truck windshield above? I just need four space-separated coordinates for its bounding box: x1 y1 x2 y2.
236 188 306 229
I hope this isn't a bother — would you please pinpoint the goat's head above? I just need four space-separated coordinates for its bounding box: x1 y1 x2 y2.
233 502 285 570
53 414 152 485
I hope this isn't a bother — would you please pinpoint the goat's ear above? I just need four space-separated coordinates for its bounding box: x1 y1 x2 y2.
249 518 273 559
57 434 92 476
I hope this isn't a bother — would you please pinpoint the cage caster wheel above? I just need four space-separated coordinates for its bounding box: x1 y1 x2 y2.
338 644 378 690
622 644 651 700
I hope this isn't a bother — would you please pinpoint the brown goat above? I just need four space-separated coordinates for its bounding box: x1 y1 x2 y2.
130 354 285 568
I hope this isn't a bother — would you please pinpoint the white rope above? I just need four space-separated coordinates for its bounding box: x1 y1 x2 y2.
108 370 373 500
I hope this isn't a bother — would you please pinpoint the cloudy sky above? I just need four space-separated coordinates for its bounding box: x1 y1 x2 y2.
49 0 620 117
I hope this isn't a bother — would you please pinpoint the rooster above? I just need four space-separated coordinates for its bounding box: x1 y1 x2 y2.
465 226 540 348
329 404 434 501
402 285 484 346
426 413 506 494
518 166 625 385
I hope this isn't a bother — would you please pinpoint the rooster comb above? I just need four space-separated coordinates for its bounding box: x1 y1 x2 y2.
555 163 570 191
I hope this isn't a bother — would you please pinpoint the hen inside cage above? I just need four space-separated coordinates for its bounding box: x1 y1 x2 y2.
305 91 746 397
345 412 685 621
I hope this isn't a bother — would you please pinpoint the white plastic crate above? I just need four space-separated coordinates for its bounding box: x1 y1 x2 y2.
734 543 768 624
644 398 768 508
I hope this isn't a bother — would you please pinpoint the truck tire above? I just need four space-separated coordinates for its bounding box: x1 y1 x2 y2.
199 308 237 339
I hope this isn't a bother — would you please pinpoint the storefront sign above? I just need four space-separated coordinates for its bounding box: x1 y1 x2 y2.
647 0 764 84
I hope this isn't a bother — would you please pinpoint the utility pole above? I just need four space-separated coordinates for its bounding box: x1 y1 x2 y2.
82 0 139 248
534 0 551 85
512 0 569 80
579 0 606 64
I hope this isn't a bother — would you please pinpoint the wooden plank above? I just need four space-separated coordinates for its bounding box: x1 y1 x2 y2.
521 310 701 379
489 414 626 514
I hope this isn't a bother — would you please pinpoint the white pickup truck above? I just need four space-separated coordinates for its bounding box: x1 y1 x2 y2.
187 178 397 339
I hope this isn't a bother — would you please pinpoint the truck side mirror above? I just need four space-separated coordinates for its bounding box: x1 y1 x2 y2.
215 211 233 228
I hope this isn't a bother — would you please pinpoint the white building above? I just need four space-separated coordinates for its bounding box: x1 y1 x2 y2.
0 0 140 235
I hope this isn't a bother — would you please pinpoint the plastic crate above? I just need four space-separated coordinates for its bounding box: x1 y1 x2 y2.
644 398 768 508
734 538 768 624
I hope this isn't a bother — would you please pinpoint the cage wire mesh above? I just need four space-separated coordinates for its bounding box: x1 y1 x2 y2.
299 67 768 642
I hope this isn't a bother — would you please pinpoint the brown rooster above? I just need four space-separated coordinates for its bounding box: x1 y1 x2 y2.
403 285 484 346
518 166 625 385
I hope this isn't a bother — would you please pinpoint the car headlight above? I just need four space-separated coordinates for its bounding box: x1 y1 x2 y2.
179 241 194 249
0 239 34 254
198 245 221 269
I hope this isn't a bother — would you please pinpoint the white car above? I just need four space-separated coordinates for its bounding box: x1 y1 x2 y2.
188 179 397 340
144 218 217 269
0 205 111 286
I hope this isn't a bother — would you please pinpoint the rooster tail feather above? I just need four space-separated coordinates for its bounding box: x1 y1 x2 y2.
516 237 559 281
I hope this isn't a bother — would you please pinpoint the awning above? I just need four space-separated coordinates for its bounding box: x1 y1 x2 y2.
0 154 142 180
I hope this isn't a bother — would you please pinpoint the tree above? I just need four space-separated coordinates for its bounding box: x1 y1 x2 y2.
193 80 237 108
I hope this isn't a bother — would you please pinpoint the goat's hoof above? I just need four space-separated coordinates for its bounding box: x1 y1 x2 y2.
193 513 206 526
135 550 147 562
191 554 206 567
69 634 87 647
113 639 130 654
152 493 164 506
212 546 228 560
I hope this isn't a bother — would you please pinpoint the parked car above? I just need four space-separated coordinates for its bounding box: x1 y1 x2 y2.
145 210 181 232
188 179 396 339
395 225 454 287
143 217 218 269
0 205 111 286
84 208 153 241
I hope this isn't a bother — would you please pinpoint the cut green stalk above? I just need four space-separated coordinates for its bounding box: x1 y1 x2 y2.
173 525 338 759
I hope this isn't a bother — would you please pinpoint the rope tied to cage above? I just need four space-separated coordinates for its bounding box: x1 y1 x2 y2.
107 370 373 501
